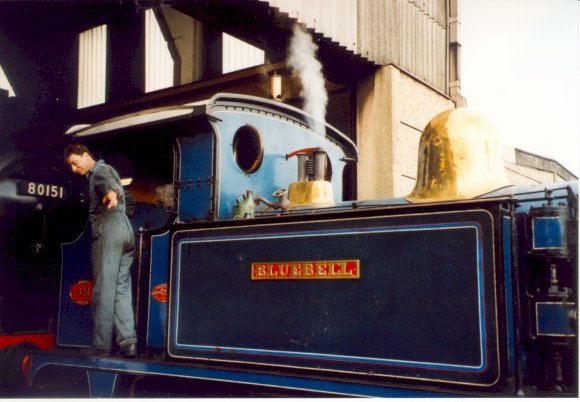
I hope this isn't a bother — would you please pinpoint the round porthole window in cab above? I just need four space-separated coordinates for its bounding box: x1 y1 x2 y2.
233 125 263 174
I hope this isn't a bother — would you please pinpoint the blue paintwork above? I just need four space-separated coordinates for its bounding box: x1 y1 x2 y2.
87 369 118 398
172 221 486 371
168 209 500 387
211 110 348 219
57 204 169 349
502 216 516 375
146 231 170 348
536 302 575 336
56 94 356 354
176 134 214 222
532 217 566 249
48 94 577 397
28 352 455 397
57 226 93 347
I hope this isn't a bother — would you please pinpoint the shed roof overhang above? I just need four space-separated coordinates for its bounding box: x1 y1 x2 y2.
172 0 377 83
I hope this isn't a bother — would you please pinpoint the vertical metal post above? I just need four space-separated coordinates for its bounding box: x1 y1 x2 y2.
314 150 327 181
510 202 525 396
135 227 148 354
297 153 307 182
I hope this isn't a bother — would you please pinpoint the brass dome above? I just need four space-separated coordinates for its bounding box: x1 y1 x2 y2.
406 108 508 203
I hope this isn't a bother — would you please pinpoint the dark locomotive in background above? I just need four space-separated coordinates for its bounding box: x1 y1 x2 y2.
0 92 577 397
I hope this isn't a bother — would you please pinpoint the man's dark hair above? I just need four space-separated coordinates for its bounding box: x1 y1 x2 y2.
64 143 92 161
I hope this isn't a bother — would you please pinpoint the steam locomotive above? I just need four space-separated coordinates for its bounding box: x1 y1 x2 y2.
10 93 578 396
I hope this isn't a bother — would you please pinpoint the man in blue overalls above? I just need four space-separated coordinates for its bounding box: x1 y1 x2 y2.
65 143 137 357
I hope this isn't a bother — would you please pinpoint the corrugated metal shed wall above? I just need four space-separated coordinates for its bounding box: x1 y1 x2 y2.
384 0 447 91
77 24 107 108
222 33 265 74
262 0 447 92
265 0 358 52
145 9 174 93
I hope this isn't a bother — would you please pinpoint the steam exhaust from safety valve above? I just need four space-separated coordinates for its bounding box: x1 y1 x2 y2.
287 24 328 136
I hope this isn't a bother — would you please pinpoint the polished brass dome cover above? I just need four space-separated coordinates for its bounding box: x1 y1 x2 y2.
406 108 508 203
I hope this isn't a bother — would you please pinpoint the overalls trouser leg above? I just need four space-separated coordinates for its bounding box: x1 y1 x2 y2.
90 212 136 351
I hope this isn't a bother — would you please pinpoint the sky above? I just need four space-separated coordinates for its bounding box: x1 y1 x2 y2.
459 0 579 176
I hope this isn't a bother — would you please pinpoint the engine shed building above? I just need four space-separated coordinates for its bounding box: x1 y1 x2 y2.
0 0 576 201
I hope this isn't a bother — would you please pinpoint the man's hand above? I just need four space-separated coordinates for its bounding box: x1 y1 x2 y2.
102 190 118 209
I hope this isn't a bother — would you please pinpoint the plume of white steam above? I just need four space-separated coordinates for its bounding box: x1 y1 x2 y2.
287 24 327 136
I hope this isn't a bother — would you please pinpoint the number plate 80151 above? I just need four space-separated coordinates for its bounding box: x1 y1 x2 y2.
17 180 66 199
